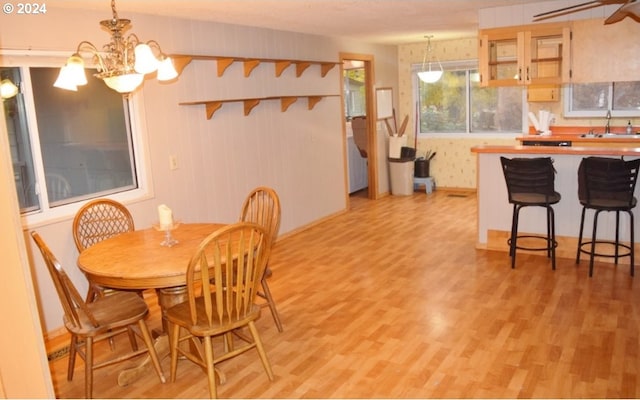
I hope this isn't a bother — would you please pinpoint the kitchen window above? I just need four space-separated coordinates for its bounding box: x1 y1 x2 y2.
1 62 150 225
413 60 526 134
563 81 640 118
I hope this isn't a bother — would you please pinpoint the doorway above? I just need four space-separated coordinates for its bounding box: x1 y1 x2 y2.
343 60 368 195
340 52 377 201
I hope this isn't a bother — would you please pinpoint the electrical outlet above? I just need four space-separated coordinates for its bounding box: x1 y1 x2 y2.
169 155 178 170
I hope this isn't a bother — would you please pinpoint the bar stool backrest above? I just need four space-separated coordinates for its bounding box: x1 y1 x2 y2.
578 157 640 207
500 157 557 203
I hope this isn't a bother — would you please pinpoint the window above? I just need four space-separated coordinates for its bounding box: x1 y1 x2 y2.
414 61 525 134
343 66 366 119
2 61 149 224
564 81 640 118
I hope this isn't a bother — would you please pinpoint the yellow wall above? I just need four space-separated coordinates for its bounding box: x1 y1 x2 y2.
398 37 503 190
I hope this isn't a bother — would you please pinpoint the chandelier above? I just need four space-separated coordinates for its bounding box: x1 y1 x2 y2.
54 0 177 95
417 35 443 83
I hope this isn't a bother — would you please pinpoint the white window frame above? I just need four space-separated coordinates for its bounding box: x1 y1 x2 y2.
1 51 154 228
412 59 528 137
563 82 640 118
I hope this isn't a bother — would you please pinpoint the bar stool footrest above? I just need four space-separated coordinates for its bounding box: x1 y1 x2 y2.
509 235 558 252
578 240 632 259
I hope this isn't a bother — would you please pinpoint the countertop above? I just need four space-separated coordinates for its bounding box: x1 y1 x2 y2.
518 126 640 144
518 134 640 144
471 145 640 156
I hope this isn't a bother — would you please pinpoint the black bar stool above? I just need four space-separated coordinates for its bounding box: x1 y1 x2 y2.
500 157 561 270
576 156 640 277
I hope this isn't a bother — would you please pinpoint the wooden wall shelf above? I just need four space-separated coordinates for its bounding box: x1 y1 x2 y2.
180 95 339 119
171 54 340 78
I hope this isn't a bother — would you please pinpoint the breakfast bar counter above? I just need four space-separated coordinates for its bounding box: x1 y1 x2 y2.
518 134 640 147
471 145 640 260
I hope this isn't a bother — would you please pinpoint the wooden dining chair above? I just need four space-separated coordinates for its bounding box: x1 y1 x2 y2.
72 198 136 302
239 186 283 332
165 222 274 398
31 231 165 399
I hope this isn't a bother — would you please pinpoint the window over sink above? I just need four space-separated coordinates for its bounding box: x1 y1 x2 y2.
563 81 640 118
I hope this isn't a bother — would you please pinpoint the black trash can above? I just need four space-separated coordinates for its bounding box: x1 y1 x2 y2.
415 158 430 177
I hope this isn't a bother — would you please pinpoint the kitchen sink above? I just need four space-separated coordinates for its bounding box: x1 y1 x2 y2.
579 133 640 139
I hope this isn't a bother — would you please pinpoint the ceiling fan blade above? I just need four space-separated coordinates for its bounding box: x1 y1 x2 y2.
533 0 601 19
605 0 640 24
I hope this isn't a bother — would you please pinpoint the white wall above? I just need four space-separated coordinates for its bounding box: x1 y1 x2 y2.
0 64 53 397
0 7 398 333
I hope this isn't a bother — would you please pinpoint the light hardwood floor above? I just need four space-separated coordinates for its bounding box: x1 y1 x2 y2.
46 189 640 398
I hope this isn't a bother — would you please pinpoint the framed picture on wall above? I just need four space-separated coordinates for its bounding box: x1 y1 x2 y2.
376 87 393 120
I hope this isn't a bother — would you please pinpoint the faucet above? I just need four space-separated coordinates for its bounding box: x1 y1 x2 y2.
605 110 611 134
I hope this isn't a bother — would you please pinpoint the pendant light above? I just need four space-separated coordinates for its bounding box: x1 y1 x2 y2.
417 35 443 83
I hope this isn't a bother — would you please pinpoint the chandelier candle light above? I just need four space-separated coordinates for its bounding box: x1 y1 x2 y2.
54 0 177 95
0 79 19 99
417 35 443 83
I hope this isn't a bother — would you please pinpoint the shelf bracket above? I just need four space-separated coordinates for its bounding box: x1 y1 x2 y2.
275 61 292 77
295 62 311 77
243 99 261 116
307 96 322 110
205 102 223 120
217 58 235 77
171 55 194 76
243 59 261 77
320 63 336 77
280 97 298 112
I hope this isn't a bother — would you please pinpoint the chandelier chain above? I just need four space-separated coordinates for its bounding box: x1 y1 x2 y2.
110 0 118 21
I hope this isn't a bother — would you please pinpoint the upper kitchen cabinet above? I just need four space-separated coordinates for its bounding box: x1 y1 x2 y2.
478 22 571 87
570 18 640 84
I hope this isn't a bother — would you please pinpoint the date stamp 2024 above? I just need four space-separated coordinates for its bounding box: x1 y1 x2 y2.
3 3 47 15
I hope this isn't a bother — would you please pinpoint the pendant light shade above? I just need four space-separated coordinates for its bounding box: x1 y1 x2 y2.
418 35 443 83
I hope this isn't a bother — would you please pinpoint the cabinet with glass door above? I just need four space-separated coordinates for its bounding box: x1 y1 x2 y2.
479 22 571 91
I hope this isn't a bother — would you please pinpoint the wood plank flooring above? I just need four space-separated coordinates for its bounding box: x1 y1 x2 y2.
46 189 640 398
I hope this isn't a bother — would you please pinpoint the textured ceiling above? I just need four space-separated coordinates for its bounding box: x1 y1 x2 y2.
51 0 563 44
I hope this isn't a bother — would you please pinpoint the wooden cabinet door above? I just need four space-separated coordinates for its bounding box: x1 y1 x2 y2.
479 29 520 87
527 85 560 102
570 18 640 83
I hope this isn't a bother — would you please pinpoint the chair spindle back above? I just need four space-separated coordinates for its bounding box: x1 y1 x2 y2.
240 187 281 249
31 232 99 329
186 222 268 327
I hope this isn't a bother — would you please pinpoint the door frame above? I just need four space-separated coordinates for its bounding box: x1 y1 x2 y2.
339 52 378 201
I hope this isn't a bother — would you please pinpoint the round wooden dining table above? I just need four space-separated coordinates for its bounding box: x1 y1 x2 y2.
77 222 225 291
77 222 225 386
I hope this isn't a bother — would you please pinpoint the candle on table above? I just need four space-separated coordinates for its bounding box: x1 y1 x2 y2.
158 204 173 230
